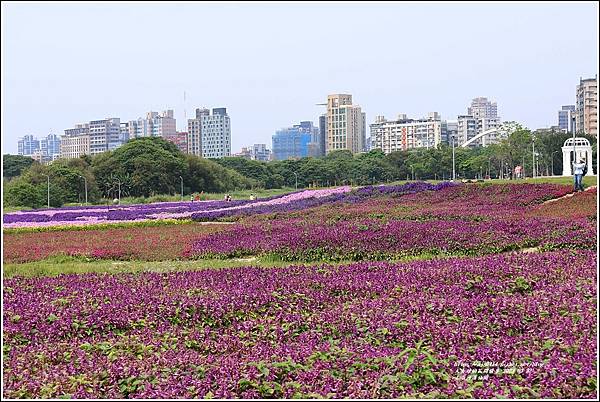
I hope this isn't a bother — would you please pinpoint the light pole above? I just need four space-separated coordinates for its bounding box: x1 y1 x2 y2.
532 139 536 179
572 115 576 180
451 135 456 181
42 174 50 208
179 176 184 201
293 172 298 190
78 175 88 205
114 179 121 204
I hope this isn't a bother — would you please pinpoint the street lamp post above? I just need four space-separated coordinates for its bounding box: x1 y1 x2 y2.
572 115 576 182
293 172 298 190
451 135 456 181
532 139 536 179
179 176 184 201
78 175 88 205
114 179 121 204
42 174 50 208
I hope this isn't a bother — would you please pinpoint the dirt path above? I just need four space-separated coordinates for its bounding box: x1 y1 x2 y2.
542 185 597 205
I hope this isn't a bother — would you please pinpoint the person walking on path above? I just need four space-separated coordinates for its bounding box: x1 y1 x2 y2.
572 159 586 192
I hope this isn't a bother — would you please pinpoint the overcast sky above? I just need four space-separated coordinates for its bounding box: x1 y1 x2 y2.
2 2 598 154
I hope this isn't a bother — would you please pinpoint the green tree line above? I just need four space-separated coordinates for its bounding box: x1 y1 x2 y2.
3 127 596 208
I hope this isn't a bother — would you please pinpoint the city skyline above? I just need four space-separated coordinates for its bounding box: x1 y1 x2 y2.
2 2 598 154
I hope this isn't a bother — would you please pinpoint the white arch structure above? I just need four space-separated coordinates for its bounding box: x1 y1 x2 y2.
460 122 519 148
562 137 594 176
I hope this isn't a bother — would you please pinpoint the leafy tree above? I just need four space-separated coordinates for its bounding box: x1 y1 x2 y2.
92 137 187 197
3 155 35 179
3 179 45 208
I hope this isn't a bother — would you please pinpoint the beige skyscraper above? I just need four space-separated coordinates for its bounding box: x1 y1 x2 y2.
326 94 365 154
576 75 597 136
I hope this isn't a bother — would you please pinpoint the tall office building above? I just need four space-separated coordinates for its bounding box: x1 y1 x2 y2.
576 75 598 136
468 97 498 118
129 110 176 138
558 105 576 133
326 94 365 154
369 112 445 154
17 135 41 156
200 108 231 158
187 108 209 156
272 121 316 160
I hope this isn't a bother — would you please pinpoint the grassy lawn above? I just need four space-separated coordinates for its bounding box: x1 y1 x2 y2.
1 255 331 278
2 250 464 278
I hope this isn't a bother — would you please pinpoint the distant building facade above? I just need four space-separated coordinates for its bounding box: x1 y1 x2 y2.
18 133 61 163
187 108 209 156
455 97 502 147
370 112 445 154
326 94 365 154
558 105 576 133
250 144 271 161
576 75 598 136
129 110 176 138
164 131 188 154
468 97 498 118
61 123 91 159
272 121 317 160
200 108 231 158
89 118 121 154
17 135 41 156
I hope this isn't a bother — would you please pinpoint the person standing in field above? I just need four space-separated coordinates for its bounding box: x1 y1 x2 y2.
572 158 586 192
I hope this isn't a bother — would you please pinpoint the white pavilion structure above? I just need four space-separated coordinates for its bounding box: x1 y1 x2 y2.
561 137 594 176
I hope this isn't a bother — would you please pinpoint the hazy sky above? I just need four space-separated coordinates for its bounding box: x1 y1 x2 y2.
2 2 598 154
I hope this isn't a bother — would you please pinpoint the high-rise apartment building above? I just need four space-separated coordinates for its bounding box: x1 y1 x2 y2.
200 108 231 158
326 94 365 154
457 115 501 147
17 135 41 156
370 112 445 154
61 123 91 159
468 97 498 118
120 122 131 144
272 121 316 160
40 133 61 161
316 114 327 157
18 133 61 163
455 97 502 147
129 110 176 138
576 75 598 136
446 121 458 145
558 105 576 133
89 118 121 154
187 108 210 156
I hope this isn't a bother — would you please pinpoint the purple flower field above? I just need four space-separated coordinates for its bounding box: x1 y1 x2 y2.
2 187 353 228
3 251 596 398
2 182 449 229
2 182 597 399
